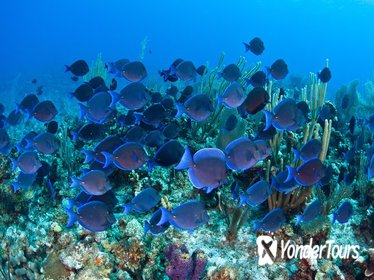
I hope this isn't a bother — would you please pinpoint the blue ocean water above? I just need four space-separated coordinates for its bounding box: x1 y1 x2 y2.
1 0 373 93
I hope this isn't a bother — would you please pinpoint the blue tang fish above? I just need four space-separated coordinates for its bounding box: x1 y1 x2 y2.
218 82 246 109
110 82 150 110
25 132 60 154
79 92 113 124
239 87 269 115
15 131 37 153
238 180 272 207
71 123 105 142
123 126 146 143
72 190 118 210
82 135 124 164
71 170 111 196
286 158 325 186
17 94 39 116
106 58 130 77
11 151 42 174
157 200 209 232
292 139 322 162
332 201 353 224
271 170 298 194
222 114 238 133
144 208 170 235
150 140 185 168
121 61 147 82
295 199 322 225
7 109 23 126
175 147 227 193
253 208 286 232
263 99 309 131
216 64 241 82
123 187 161 214
225 137 259 171
102 142 148 170
176 94 214 122
172 60 197 81
135 104 168 128
64 200 116 232
32 100 57 122
11 172 37 192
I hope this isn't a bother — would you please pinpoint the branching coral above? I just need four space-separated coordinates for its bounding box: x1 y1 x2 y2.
218 190 250 243
83 53 109 84
57 125 81 178
266 64 332 213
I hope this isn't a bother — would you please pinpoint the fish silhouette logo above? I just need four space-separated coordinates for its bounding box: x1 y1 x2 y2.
256 235 277 265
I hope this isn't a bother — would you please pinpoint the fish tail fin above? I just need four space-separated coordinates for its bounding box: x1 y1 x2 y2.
15 143 22 153
123 204 132 215
11 182 21 193
148 159 155 172
175 103 185 118
285 165 296 183
157 207 171 226
169 65 176 76
133 113 142 125
295 214 303 226
175 147 193 170
65 65 70 72
292 148 300 162
70 177 81 189
231 181 240 200
80 168 89 175
78 103 88 120
15 103 20 113
71 131 79 142
64 206 77 228
81 150 94 164
238 194 247 208
262 110 273 131
205 186 215 194
244 78 251 87
217 95 223 107
10 158 17 171
253 221 260 232
24 138 34 150
26 110 33 121
196 65 206 76
108 91 119 107
144 221 150 235
101 152 113 168
243 42 250 52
